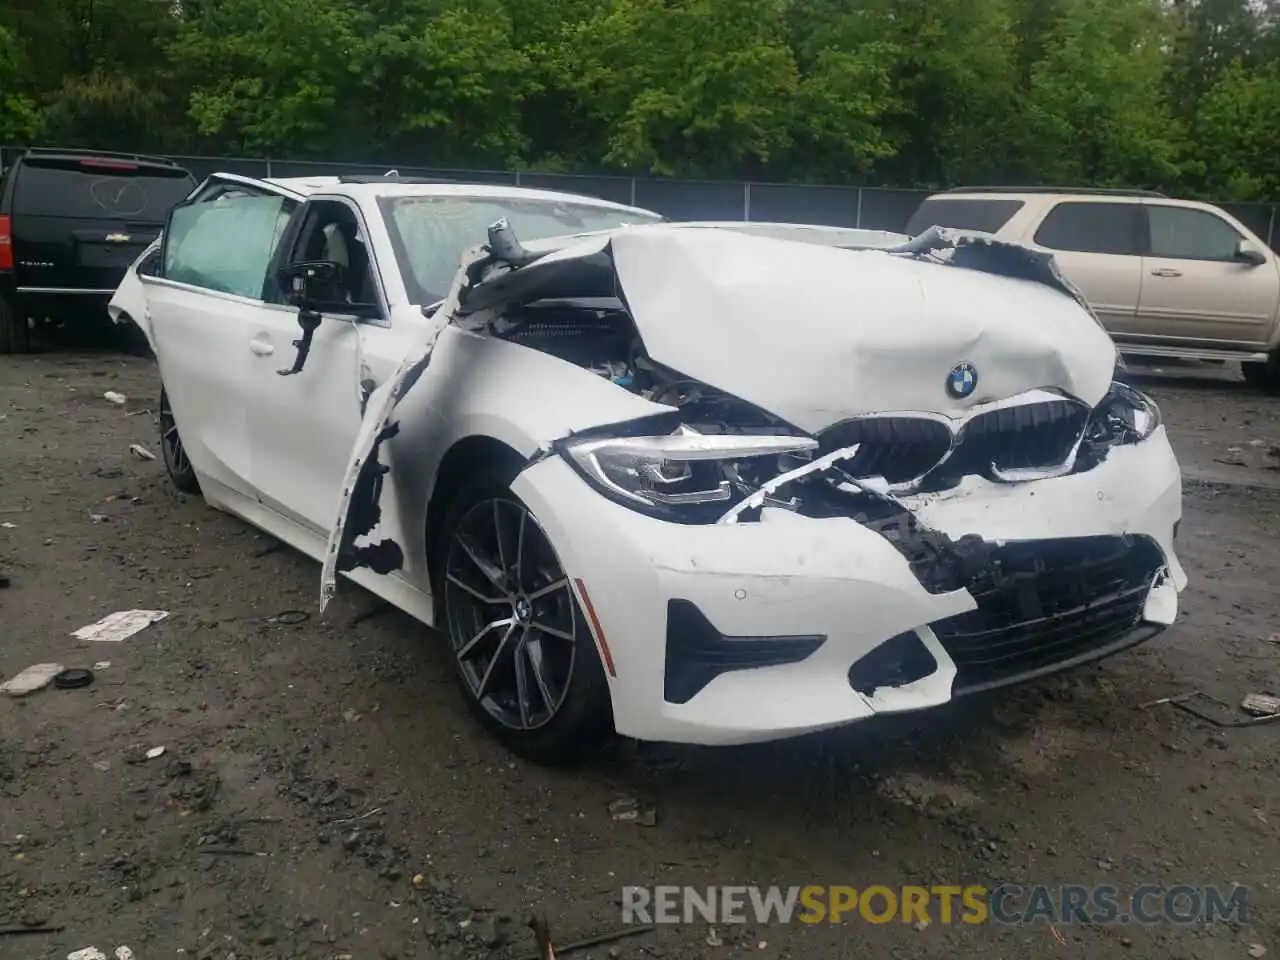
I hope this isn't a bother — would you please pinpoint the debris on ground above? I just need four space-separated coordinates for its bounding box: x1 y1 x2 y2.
103 391 127 405
1140 690 1280 727
1248 945 1268 959
89 512 109 523
123 744 167 764
608 796 658 826
127 443 155 461
1 521 15 528
53 668 95 690
2 662 67 697
72 609 169 643
66 948 107 960
1241 693 1280 717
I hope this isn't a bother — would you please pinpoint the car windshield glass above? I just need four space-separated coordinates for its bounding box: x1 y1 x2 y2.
379 195 662 304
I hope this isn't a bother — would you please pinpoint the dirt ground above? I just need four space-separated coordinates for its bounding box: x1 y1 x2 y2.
1 350 1278 960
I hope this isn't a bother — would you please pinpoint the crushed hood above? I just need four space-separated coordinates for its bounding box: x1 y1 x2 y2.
460 225 1118 433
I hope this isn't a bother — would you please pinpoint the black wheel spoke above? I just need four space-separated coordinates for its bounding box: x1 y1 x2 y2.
475 623 517 698
446 573 506 607
456 533 507 591
512 630 533 728
530 621 574 642
525 636 558 712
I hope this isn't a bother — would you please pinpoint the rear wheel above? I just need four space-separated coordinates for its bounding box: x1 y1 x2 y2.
1242 353 1280 393
438 468 613 764
0 293 31 354
159 387 200 494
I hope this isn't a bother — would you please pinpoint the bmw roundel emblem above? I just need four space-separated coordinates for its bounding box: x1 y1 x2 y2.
946 361 978 399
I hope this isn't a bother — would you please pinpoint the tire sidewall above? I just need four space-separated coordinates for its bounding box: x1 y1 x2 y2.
159 386 200 493
436 467 614 763
0 292 31 354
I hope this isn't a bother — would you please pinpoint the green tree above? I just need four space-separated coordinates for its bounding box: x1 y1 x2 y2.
169 0 366 156
0 25 40 143
555 0 802 176
1188 60 1280 200
1023 0 1183 188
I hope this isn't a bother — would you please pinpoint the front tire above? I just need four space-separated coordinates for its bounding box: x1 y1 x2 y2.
159 387 200 494
0 293 31 354
437 467 613 764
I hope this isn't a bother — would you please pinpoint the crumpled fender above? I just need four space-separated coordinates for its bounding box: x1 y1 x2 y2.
106 240 160 351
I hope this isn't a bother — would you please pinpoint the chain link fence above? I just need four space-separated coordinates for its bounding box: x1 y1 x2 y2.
3 145 1276 249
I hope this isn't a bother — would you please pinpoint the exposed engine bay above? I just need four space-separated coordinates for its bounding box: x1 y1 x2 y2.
490 294 1161 533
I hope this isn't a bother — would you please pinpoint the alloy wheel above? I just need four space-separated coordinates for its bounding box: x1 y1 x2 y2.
159 393 191 478
444 497 578 731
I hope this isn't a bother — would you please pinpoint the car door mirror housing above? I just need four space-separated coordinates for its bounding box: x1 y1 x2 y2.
279 260 379 319
1236 240 1267 266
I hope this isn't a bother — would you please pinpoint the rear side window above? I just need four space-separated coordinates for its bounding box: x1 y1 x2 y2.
164 194 293 299
1147 205 1243 261
13 162 196 221
905 198 1025 236
1033 201 1143 256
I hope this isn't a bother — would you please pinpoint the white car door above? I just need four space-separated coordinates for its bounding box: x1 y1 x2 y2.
142 181 299 502
1136 203 1280 350
243 197 417 535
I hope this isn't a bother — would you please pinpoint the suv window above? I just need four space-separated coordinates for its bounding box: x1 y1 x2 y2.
13 160 195 221
905 197 1024 236
163 194 294 299
1033 201 1143 256
1147 205 1243 261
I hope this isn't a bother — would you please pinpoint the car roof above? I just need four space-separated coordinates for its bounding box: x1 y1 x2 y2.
939 186 1167 199
231 173 660 219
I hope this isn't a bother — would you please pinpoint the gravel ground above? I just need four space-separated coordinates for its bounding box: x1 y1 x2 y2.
1 352 1278 960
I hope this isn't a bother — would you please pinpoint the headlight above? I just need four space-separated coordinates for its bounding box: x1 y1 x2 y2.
1085 381 1161 446
562 427 817 517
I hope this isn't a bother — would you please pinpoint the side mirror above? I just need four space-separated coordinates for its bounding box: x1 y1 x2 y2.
1236 240 1267 266
279 260 351 312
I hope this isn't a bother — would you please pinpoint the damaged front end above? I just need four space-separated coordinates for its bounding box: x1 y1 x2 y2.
324 218 1182 721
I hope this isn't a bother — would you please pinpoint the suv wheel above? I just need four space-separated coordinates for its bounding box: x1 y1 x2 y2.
0 293 31 354
1242 355 1280 394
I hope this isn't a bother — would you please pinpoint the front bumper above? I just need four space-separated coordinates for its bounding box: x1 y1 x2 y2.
512 426 1185 746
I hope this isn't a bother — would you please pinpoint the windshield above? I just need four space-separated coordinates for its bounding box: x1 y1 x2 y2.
379 195 662 303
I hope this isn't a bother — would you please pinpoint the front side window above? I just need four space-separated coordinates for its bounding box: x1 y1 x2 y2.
163 193 292 299
379 195 662 304
1034 201 1143 256
1147 205 1244 261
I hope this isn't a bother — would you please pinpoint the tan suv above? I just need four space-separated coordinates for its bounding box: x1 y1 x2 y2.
905 187 1280 390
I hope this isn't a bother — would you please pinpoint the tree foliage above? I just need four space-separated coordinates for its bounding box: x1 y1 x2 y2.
0 0 1277 199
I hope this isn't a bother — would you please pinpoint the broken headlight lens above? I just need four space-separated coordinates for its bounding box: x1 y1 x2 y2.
1085 381 1161 446
562 429 818 515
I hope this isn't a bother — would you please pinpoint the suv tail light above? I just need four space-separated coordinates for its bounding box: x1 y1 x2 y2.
0 215 12 271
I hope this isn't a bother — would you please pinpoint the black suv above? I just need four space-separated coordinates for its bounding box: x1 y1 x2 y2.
0 147 197 353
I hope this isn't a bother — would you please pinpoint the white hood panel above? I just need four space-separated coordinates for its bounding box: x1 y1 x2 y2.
602 228 1115 432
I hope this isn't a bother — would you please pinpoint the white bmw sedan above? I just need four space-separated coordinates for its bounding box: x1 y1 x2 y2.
109 173 1186 763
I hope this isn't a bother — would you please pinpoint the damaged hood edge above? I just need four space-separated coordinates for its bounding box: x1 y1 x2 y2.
459 224 1118 433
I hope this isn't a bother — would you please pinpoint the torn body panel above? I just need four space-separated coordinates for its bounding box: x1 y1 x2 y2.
512 421 1182 744
320 219 1183 746
106 239 161 351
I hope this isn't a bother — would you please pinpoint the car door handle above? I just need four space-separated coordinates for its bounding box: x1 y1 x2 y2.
249 339 275 356
1150 267 1182 278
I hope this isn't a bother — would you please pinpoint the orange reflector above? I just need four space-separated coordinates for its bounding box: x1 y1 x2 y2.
573 578 616 677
